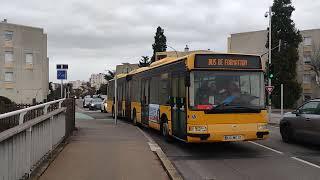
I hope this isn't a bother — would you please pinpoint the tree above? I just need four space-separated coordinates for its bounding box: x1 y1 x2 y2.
266 0 302 108
104 70 115 81
139 56 151 67
151 26 167 63
309 44 320 86
98 84 108 95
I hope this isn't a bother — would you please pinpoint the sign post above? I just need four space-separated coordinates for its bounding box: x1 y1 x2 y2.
114 75 117 125
56 64 68 98
266 86 274 94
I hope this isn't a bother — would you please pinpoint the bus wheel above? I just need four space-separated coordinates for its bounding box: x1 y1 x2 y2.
133 110 137 126
162 121 171 142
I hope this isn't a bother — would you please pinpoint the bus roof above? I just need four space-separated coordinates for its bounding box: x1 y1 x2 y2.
109 52 262 81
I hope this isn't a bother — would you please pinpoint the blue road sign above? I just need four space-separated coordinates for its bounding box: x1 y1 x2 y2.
57 70 67 80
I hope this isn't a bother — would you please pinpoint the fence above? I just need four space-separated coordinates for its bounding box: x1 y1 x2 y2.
0 98 75 180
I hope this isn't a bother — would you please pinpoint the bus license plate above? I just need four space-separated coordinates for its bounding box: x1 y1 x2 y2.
224 135 243 141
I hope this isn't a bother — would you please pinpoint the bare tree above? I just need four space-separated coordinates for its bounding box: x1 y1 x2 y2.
309 44 320 86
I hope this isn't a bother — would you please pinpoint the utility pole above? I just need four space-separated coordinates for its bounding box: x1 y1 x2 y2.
114 75 117 125
61 80 63 98
267 6 272 122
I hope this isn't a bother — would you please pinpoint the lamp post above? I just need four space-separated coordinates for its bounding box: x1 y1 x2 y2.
265 6 272 122
167 45 179 58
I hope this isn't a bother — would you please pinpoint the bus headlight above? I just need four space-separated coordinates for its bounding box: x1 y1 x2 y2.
189 125 207 133
257 124 268 131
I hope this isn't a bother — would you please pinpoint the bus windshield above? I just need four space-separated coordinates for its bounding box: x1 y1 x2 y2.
190 71 265 110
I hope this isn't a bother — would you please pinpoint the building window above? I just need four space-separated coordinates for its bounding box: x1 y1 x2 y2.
25 53 33 65
303 55 311 64
4 72 13 82
4 51 13 64
4 31 13 41
303 74 311 84
303 37 312 46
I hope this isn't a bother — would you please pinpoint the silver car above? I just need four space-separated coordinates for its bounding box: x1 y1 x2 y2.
280 99 320 144
83 96 92 108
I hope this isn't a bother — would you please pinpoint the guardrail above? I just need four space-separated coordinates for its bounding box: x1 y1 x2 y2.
0 98 72 180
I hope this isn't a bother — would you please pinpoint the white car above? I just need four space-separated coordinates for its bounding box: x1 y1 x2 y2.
83 96 92 108
101 98 108 112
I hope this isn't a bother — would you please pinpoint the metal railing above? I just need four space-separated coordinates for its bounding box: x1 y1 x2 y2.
0 99 68 180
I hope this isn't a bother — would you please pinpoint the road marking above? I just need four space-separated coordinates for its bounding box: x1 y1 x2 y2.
291 157 320 169
249 141 284 155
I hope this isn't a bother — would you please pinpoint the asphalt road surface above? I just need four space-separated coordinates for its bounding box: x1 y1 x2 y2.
76 100 320 180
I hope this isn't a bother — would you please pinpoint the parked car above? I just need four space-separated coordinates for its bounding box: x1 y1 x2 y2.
89 98 103 110
101 98 108 112
280 99 320 144
83 96 92 108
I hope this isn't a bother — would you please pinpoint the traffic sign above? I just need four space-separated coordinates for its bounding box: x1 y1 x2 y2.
56 64 68 69
266 86 274 94
57 70 67 80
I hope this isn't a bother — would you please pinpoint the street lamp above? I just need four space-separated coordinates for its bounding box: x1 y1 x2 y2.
167 45 179 58
265 6 272 122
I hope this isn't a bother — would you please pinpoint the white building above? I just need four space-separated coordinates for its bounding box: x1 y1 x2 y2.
0 20 49 104
89 73 107 89
69 80 86 89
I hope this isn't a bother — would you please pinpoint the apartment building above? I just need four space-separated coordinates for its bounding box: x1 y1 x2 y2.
69 80 86 89
228 29 320 103
155 46 212 61
115 63 139 75
0 20 49 104
89 73 107 89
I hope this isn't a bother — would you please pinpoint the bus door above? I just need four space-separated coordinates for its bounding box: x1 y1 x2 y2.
125 81 131 120
171 74 187 140
141 79 150 125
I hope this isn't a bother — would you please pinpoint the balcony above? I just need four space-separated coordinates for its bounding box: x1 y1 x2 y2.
303 45 312 52
3 62 14 69
303 83 312 91
25 64 33 70
2 82 14 89
3 41 13 48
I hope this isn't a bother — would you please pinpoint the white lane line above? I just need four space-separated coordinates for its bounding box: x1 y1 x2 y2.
249 141 284 155
291 157 320 169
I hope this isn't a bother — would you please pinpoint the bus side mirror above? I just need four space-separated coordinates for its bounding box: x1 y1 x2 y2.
185 72 190 87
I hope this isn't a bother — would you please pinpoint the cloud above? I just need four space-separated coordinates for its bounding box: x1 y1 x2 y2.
0 0 319 82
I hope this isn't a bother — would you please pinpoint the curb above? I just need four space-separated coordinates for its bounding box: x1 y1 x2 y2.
137 127 184 180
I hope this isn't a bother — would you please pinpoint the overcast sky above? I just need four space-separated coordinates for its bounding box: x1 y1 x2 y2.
1 0 320 82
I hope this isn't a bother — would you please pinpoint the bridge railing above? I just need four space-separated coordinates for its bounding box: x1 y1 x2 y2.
0 98 74 180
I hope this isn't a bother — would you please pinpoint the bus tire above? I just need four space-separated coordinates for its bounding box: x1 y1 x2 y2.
132 110 137 126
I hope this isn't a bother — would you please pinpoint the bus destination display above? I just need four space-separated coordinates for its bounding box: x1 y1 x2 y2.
194 54 262 69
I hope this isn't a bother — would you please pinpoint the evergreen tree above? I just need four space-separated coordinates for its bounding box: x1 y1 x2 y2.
266 0 302 108
151 26 167 62
139 56 151 67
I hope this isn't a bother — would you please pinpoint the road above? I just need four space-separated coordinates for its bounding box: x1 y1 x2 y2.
76 100 320 180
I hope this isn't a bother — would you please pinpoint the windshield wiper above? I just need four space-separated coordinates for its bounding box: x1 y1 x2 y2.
205 104 261 113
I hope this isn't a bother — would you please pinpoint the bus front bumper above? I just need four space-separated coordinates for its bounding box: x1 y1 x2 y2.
186 124 269 143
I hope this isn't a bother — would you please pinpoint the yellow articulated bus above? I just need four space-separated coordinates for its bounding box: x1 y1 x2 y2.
107 52 269 142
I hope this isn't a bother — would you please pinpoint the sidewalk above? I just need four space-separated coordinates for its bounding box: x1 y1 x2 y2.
39 117 169 180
